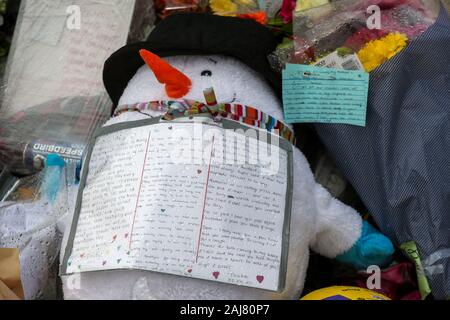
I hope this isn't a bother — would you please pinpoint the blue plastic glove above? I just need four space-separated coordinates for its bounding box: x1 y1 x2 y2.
336 221 395 270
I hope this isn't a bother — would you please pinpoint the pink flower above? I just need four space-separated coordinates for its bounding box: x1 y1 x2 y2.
281 0 296 24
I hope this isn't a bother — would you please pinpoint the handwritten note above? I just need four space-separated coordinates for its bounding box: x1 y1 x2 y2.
282 64 369 126
400 241 432 299
64 120 291 291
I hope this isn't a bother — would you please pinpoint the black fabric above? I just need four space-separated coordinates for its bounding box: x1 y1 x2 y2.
311 6 450 299
103 13 281 110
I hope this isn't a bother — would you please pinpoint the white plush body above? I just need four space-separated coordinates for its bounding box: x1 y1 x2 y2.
61 55 362 300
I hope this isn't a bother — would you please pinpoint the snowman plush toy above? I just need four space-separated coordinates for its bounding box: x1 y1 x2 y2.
61 13 393 300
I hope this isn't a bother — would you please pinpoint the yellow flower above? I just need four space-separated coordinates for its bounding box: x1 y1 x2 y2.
296 0 329 12
357 33 408 72
210 0 238 15
234 0 258 8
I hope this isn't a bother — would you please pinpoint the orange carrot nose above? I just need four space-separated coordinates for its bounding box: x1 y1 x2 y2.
139 49 191 99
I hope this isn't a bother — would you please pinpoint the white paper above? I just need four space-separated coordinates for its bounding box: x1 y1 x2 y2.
314 51 364 71
67 121 290 291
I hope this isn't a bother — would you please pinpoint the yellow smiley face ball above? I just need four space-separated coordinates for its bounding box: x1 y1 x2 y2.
301 286 391 300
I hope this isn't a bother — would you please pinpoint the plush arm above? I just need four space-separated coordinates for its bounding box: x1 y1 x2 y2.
310 184 363 258
311 183 394 269
336 220 395 270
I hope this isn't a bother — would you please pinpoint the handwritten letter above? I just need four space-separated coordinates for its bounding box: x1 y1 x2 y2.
66 121 291 291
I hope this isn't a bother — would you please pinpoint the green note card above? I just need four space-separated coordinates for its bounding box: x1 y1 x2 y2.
282 64 369 126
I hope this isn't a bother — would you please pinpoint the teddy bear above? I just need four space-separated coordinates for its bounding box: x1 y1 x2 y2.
60 13 393 300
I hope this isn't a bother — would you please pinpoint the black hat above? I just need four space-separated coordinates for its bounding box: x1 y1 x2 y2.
103 13 281 109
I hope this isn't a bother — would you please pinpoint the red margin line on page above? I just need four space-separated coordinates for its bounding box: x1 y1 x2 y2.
195 135 215 263
129 130 152 250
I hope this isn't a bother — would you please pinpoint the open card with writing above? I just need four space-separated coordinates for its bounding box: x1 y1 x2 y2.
61 116 293 291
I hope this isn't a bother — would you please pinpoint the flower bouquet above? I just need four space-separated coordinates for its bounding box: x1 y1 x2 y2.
291 0 441 72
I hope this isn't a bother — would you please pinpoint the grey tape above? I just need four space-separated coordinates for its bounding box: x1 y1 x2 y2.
423 249 450 276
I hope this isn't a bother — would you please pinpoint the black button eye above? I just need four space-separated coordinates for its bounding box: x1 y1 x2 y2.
201 70 212 77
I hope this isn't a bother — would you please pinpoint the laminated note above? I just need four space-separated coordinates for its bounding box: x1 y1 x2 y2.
62 118 293 292
282 64 369 126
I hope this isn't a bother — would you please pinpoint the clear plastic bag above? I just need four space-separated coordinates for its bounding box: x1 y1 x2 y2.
292 0 440 70
0 162 71 299
0 0 156 300
0 0 155 176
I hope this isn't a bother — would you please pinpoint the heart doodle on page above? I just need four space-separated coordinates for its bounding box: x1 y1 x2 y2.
256 275 264 283
212 271 220 279
197 170 202 174
187 269 193 273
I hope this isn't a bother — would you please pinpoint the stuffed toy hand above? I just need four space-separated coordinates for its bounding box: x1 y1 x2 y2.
337 221 394 270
